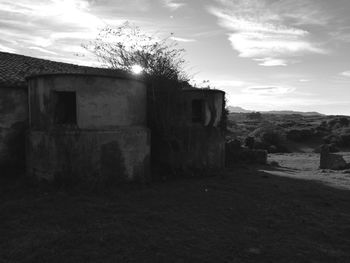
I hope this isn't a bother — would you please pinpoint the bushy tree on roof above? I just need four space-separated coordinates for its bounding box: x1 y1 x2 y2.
83 22 188 81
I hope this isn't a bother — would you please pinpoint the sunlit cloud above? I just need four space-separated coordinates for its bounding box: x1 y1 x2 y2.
0 0 102 52
211 79 248 88
208 0 327 66
28 47 58 55
330 26 350 43
0 43 16 53
229 93 341 112
243 85 295 95
340 71 350 77
254 58 287 67
189 77 250 90
161 0 186 11
0 0 121 66
31 37 53 48
170 36 196 42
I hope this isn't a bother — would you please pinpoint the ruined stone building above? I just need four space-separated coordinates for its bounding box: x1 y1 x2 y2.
181 89 225 169
0 51 92 172
152 88 225 170
0 51 225 183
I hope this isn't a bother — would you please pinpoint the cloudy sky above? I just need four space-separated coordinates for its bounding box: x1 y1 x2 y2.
2 0 350 115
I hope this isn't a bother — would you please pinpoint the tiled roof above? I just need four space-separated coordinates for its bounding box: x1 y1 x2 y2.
0 51 132 88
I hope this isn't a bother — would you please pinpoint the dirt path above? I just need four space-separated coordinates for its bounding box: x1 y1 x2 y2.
264 153 350 190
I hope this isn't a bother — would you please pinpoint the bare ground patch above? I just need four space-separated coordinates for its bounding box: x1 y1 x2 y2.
265 153 350 190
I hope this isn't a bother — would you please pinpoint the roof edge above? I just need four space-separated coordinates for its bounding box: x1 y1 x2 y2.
26 72 145 83
182 88 225 94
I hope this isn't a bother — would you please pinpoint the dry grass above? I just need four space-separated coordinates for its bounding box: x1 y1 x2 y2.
1 162 350 262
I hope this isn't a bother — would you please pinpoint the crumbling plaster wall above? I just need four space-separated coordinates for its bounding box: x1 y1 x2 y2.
0 87 28 168
183 90 225 169
153 89 226 171
27 74 150 184
27 128 150 183
183 90 224 127
28 75 147 130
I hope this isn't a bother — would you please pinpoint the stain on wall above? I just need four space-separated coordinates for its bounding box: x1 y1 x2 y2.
100 141 127 184
0 88 28 169
27 128 150 186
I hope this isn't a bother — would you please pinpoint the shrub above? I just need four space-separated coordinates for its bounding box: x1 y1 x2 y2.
226 139 242 151
323 134 342 146
286 129 315 142
244 136 255 149
328 117 350 128
249 125 289 153
247 111 262 120
340 133 350 147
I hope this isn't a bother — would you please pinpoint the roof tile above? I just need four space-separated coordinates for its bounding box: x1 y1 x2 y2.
0 51 132 88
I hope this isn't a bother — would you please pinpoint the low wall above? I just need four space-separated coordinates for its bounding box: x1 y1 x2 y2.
320 144 348 170
26 127 150 185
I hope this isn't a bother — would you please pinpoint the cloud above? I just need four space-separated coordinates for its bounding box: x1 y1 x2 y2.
0 0 184 65
207 0 327 66
210 79 248 88
0 0 110 65
340 71 350 77
254 58 287 67
229 93 339 112
0 43 16 53
243 85 295 95
0 1 103 43
170 36 196 42
161 0 186 11
28 47 58 55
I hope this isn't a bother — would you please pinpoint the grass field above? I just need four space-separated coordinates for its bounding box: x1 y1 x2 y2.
1 156 350 262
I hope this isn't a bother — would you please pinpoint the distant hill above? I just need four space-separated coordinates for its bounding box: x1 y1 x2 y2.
228 106 324 116
263 110 324 116
227 106 252 113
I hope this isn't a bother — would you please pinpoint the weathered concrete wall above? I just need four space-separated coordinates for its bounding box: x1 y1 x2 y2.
27 128 150 184
148 83 226 172
172 90 226 170
28 74 146 130
27 74 150 184
182 90 224 127
154 126 225 171
181 126 225 169
0 87 28 169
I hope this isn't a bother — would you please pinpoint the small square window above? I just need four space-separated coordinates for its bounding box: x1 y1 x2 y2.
54 91 77 125
192 99 204 123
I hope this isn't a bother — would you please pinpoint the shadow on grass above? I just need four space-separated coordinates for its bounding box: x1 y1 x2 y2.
0 165 349 263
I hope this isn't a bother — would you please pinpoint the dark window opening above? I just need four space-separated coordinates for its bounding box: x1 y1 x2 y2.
54 91 77 125
192 99 204 123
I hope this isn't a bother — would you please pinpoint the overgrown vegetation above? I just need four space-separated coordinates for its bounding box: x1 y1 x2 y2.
227 112 350 153
83 22 188 81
